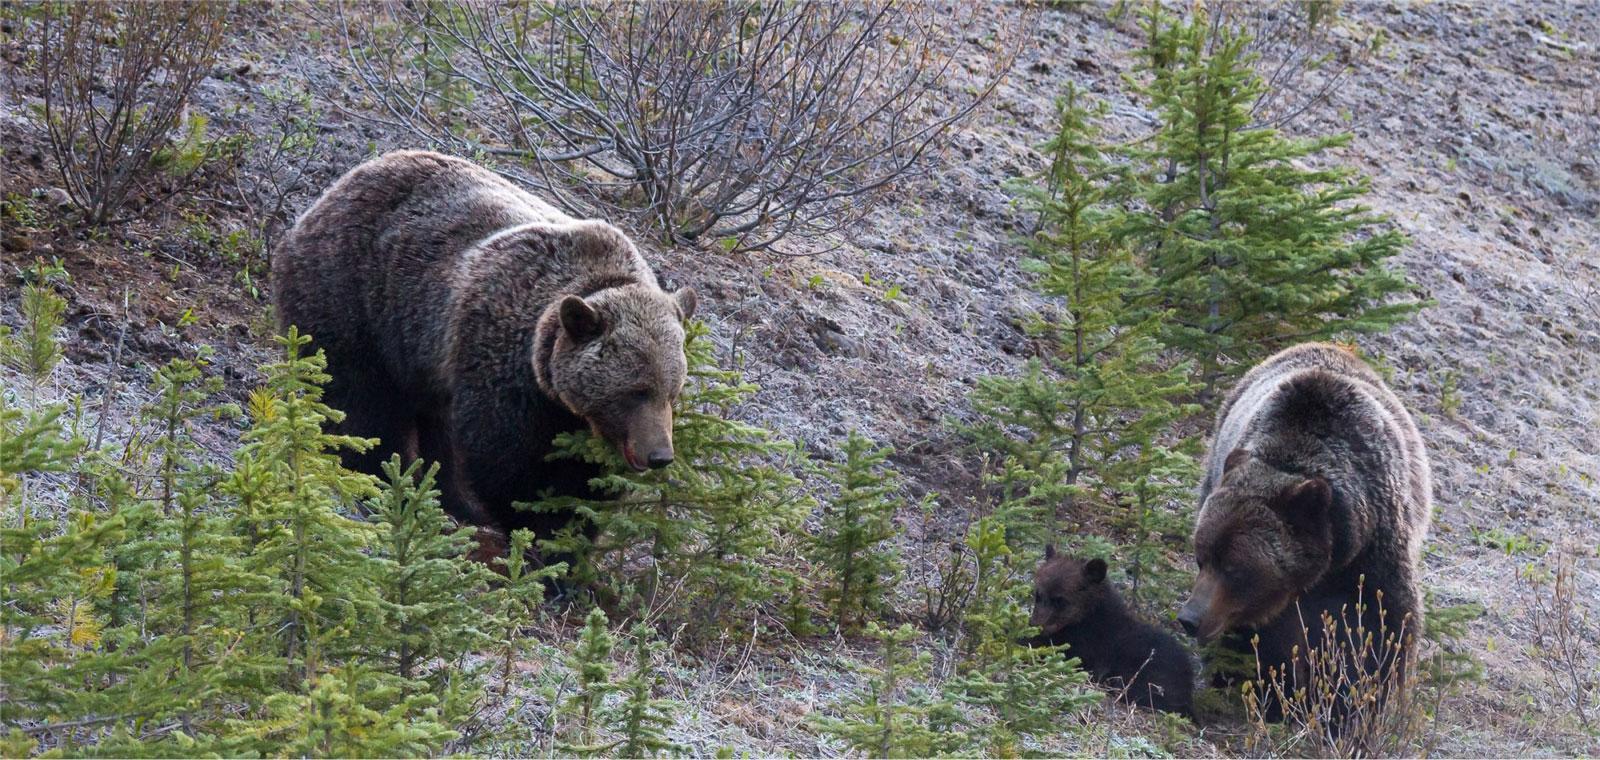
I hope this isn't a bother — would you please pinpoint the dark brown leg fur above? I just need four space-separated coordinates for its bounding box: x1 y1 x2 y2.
323 360 416 479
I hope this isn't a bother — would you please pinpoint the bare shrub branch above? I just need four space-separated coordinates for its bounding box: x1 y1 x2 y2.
1242 580 1427 757
1526 547 1598 729
37 2 228 226
1213 1 1367 130
338 1 1016 253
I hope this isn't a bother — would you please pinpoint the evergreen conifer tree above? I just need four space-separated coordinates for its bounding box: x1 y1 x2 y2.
220 330 464 755
533 322 810 637
231 328 379 688
614 624 682 758
813 431 905 630
238 664 455 757
813 622 954 758
1124 5 1418 397
972 85 1198 584
559 607 620 757
363 455 499 723
101 354 273 747
492 529 565 698
3 323 502 755
0 283 66 401
365 456 495 680
0 284 144 753
0 391 126 754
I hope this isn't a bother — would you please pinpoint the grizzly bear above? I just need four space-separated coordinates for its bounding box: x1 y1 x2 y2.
1179 343 1432 721
272 150 696 552
1027 547 1195 715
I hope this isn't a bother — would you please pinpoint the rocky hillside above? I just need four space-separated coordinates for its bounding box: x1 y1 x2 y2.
3 2 1596 756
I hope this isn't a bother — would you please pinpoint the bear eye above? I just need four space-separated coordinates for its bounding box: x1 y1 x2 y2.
629 388 652 404
1219 552 1254 582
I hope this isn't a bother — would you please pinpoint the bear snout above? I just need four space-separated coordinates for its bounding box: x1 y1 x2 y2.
1178 572 1222 640
623 403 675 472
1177 601 1201 638
646 449 674 469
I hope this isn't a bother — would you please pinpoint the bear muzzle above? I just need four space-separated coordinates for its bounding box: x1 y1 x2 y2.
1179 570 1230 641
1177 597 1204 638
646 449 673 469
620 441 672 471
619 440 652 473
621 409 675 473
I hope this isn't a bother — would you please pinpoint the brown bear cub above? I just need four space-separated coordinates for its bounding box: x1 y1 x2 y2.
1180 343 1432 722
1027 547 1195 715
273 150 695 553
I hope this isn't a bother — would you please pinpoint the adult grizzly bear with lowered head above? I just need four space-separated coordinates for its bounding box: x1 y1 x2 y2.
1179 343 1431 721
273 150 695 550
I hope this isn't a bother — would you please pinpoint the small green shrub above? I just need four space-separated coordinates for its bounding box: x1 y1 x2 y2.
812 431 911 631
813 622 959 758
530 321 811 640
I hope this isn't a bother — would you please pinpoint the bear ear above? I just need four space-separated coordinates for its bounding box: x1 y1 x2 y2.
673 287 697 322
1223 448 1251 475
559 295 603 343
1272 477 1332 534
1084 558 1107 583
1044 543 1056 560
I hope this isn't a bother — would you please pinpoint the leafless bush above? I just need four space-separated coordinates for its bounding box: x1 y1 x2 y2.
340 1 1015 253
231 86 321 253
1526 547 1598 729
1241 583 1426 757
38 2 228 226
921 540 974 634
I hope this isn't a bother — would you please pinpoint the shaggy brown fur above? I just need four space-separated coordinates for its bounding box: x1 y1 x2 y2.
1180 343 1432 720
1027 548 1195 715
273 150 695 548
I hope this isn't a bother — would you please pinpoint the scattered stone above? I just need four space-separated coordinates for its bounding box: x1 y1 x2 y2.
38 187 72 208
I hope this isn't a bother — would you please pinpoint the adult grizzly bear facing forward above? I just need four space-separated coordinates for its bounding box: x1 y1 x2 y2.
1179 343 1431 721
273 150 695 548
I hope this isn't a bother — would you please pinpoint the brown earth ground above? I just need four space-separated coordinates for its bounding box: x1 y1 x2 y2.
3 1 1596 756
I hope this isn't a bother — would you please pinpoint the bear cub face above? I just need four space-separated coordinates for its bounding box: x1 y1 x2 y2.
1180 448 1335 641
1029 546 1109 636
549 284 697 472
